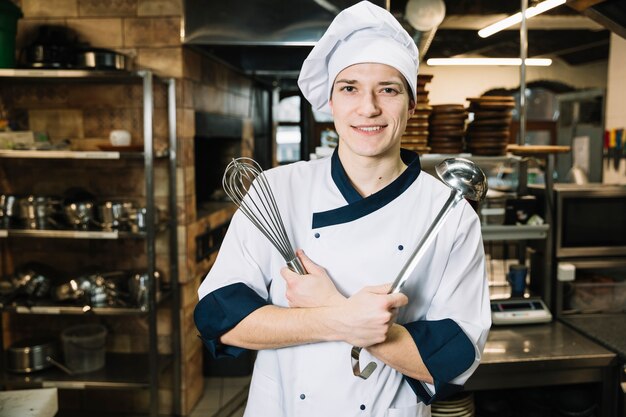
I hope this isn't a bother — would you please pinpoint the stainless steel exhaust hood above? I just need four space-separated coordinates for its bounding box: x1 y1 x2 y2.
183 0 392 87
183 0 376 46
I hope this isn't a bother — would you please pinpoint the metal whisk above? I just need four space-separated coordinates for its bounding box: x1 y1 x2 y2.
223 157 306 275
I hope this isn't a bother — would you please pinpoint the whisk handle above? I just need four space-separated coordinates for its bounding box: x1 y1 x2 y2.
287 257 307 275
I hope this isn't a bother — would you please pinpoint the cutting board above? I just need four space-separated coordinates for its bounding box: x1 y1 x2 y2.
0 388 58 417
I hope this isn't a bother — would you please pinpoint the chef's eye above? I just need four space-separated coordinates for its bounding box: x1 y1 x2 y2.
381 87 399 95
340 86 356 92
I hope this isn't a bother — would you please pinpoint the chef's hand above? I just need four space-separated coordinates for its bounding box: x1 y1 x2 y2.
281 249 345 308
334 284 408 348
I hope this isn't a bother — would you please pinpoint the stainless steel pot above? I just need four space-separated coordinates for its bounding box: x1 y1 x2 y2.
64 201 95 229
96 201 134 230
11 263 54 299
76 49 128 71
63 188 97 229
0 194 21 227
18 195 63 229
6 336 58 373
54 271 128 307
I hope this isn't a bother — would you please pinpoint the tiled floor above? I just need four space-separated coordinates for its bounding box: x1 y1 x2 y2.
188 377 251 417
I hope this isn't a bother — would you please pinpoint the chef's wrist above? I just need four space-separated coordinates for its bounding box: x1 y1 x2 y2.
314 303 351 342
327 292 347 306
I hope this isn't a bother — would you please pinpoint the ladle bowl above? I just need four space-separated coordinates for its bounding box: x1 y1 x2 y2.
436 157 488 201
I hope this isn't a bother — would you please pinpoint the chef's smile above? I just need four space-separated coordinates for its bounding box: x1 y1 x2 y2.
353 124 387 134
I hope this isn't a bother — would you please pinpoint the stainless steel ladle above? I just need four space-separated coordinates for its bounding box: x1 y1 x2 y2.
352 157 488 380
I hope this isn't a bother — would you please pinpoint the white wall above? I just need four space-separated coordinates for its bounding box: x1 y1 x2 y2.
422 58 608 105
603 33 626 184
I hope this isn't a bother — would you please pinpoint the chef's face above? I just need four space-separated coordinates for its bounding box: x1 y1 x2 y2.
329 63 414 162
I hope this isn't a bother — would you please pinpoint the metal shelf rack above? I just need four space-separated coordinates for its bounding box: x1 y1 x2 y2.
0 69 181 417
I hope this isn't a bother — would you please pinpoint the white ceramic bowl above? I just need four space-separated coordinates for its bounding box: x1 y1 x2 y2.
109 129 131 146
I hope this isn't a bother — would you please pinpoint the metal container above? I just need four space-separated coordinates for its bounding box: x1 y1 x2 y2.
18 195 62 229
64 200 95 229
11 263 54 299
129 270 161 310
0 194 20 227
96 201 133 230
76 49 128 71
61 324 107 373
6 336 58 373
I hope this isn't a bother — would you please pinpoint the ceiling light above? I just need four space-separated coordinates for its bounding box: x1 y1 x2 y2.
478 0 566 38
426 58 552 66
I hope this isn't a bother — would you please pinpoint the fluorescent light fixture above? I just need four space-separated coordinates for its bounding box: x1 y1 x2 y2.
426 58 552 66
478 0 566 38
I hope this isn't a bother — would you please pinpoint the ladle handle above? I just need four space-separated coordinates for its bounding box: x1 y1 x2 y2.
352 189 464 380
389 189 463 295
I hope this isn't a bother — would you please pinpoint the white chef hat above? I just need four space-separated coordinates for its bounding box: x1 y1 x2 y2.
298 0 419 114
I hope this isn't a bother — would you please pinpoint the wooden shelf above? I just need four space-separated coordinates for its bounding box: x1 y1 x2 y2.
507 145 571 155
481 224 550 241
1 353 171 390
0 149 168 159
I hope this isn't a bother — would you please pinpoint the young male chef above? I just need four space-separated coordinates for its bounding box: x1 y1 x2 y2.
195 1 491 416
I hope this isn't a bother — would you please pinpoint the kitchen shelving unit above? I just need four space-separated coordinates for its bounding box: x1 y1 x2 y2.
0 69 181 417
421 152 554 304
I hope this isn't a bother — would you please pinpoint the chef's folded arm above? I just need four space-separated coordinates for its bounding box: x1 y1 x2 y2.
193 198 491 404
194 282 268 358
400 319 476 404
193 284 484 406
399 210 491 404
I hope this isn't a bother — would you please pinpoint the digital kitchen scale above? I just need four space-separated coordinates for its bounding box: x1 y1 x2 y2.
491 297 553 325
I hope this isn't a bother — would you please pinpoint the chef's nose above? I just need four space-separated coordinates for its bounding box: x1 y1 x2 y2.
357 92 382 117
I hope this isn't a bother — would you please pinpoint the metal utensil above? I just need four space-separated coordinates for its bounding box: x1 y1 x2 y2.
352 157 488 379
11 263 56 299
222 157 306 275
129 270 161 310
64 201 95 229
96 201 133 230
6 336 58 373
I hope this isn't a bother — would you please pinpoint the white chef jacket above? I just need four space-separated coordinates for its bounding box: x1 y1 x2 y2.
195 149 491 417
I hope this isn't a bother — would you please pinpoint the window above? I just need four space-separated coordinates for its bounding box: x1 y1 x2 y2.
276 95 301 164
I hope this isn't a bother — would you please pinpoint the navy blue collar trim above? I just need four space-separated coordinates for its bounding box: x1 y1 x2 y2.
312 148 421 229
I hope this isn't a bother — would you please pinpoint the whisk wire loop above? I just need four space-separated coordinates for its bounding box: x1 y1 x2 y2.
223 158 299 265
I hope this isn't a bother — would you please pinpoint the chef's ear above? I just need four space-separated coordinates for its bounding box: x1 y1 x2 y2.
408 98 415 116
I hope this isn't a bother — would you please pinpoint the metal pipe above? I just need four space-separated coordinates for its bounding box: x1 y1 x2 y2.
140 70 158 417
519 0 528 145
167 78 182 416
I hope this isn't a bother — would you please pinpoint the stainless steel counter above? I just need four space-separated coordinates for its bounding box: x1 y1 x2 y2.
466 321 618 417
560 314 626 361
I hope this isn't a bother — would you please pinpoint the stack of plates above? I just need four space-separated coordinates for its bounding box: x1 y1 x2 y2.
402 74 433 154
465 96 515 156
416 74 433 105
428 104 467 154
431 392 475 417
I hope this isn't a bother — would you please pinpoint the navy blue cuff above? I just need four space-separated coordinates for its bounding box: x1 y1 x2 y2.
194 282 268 359
401 319 475 404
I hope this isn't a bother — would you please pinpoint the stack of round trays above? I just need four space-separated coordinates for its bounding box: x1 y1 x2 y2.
465 96 515 156
431 392 475 417
401 74 433 154
428 104 467 154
